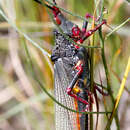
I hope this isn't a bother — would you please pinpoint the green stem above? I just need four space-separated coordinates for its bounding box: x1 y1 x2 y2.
98 0 120 129
105 18 130 39
99 28 120 130
90 31 94 130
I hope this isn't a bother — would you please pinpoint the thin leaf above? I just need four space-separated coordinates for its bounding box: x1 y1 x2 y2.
98 0 120 128
0 9 51 58
105 56 130 130
105 18 130 39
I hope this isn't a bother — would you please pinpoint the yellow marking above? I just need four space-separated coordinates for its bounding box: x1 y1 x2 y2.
73 87 80 94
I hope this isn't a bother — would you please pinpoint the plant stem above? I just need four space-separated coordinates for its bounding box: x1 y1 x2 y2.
99 28 120 130
90 35 94 130
105 56 130 129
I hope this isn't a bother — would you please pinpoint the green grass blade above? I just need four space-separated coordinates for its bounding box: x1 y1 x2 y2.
0 9 51 58
106 18 130 39
105 56 130 130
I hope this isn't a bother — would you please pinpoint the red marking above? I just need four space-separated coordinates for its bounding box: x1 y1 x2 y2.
72 26 81 37
79 39 83 44
75 63 83 75
85 13 97 21
74 45 80 49
51 6 61 25
82 28 86 33
71 42 80 49
67 87 71 95
102 19 107 24
85 13 92 19
77 67 83 75
55 17 61 25
67 88 89 105
84 31 92 38
52 6 60 17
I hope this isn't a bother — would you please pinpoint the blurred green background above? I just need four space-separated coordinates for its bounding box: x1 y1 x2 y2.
0 0 129 130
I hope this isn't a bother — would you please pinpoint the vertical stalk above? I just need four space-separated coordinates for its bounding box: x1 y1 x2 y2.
89 11 96 130
90 36 94 130
97 0 109 120
89 0 101 128
98 0 120 129
99 28 120 130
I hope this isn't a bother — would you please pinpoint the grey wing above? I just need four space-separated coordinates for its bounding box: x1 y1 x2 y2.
54 58 78 130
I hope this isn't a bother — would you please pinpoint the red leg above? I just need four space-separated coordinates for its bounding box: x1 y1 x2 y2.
67 61 89 106
67 61 83 95
81 13 96 35
44 1 61 25
78 20 106 43
81 13 98 35
67 89 89 106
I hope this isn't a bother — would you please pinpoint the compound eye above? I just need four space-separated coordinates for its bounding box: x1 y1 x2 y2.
72 26 81 37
